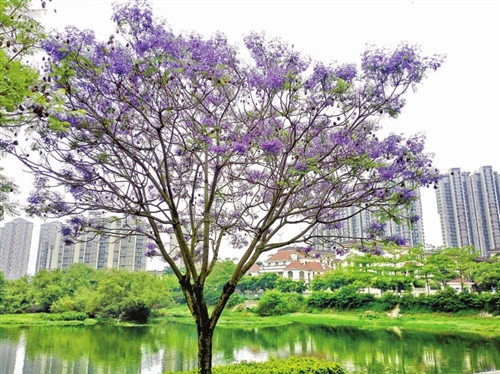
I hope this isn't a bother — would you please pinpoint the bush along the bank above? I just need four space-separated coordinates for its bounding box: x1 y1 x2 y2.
305 287 500 315
41 311 88 321
255 290 304 316
307 286 375 311
168 357 345 374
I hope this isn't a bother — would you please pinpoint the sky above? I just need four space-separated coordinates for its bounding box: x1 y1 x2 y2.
2 0 500 271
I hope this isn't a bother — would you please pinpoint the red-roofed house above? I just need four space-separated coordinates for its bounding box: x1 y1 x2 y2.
249 247 331 282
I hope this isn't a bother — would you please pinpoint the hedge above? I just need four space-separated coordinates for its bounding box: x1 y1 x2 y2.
168 357 345 374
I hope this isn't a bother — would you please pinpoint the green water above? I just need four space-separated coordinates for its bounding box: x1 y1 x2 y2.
0 322 499 373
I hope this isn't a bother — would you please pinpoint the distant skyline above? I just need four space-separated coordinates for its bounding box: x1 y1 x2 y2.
1 0 499 271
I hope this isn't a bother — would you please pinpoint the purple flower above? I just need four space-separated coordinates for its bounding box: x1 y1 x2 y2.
145 241 159 257
70 216 84 226
386 235 408 246
334 64 357 82
233 142 248 154
409 215 420 224
260 139 283 154
61 226 72 236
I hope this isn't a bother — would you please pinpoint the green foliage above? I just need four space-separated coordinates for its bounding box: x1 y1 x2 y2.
29 269 64 312
274 277 306 293
86 269 173 322
472 261 500 292
0 276 31 313
375 292 399 311
41 311 88 321
236 275 259 293
308 287 375 311
307 291 336 309
331 285 375 310
170 357 345 374
255 273 279 291
226 293 244 308
478 292 500 315
255 290 303 316
312 270 350 291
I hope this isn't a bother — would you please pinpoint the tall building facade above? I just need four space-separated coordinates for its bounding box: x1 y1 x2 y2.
0 217 33 279
436 166 500 257
35 216 148 273
312 190 425 251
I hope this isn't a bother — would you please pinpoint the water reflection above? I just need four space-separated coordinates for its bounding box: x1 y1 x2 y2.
0 322 499 373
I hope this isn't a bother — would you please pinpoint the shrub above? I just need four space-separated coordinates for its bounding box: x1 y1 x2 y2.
227 293 245 308
307 291 335 309
479 292 500 315
377 292 399 311
168 357 345 374
429 287 463 313
255 290 299 316
50 295 77 314
42 311 88 321
332 286 374 310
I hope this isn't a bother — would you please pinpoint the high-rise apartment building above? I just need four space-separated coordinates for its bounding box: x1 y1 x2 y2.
0 217 33 279
436 166 500 257
312 190 425 251
35 216 148 272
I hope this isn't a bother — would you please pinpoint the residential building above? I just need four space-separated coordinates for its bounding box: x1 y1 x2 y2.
436 166 500 257
248 247 331 283
0 217 33 279
35 216 148 272
311 190 425 252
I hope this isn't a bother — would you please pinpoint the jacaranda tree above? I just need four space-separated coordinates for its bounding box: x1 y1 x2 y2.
4 1 444 371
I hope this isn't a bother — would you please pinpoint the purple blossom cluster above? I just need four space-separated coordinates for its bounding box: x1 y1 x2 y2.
260 139 284 154
365 221 387 240
334 63 357 82
145 241 159 257
361 43 445 84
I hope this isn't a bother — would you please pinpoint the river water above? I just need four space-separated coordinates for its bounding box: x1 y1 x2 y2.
1 322 499 373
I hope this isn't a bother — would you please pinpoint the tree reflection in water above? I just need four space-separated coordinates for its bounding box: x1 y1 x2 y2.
0 322 499 373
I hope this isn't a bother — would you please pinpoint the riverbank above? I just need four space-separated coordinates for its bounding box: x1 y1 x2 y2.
1 308 499 336
155 306 500 336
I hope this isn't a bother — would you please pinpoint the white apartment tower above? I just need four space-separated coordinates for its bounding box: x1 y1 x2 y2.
436 166 500 256
35 217 147 272
312 189 425 251
0 217 34 279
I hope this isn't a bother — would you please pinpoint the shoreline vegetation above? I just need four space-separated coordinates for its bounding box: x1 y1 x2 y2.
1 307 499 336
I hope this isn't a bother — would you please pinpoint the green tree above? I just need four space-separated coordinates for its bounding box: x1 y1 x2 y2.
254 273 279 292
86 269 172 322
255 290 295 316
472 261 500 292
29 268 64 312
0 275 31 313
275 277 306 293
441 247 479 290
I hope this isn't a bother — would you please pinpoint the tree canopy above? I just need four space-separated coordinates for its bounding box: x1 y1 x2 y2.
0 0 48 219
3 1 444 372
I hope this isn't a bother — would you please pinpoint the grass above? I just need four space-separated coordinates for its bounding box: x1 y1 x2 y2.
0 313 97 326
152 306 500 336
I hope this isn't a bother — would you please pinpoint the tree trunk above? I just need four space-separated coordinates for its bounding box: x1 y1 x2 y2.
197 322 214 374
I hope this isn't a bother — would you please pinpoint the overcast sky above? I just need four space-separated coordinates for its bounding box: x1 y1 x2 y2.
2 0 499 270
